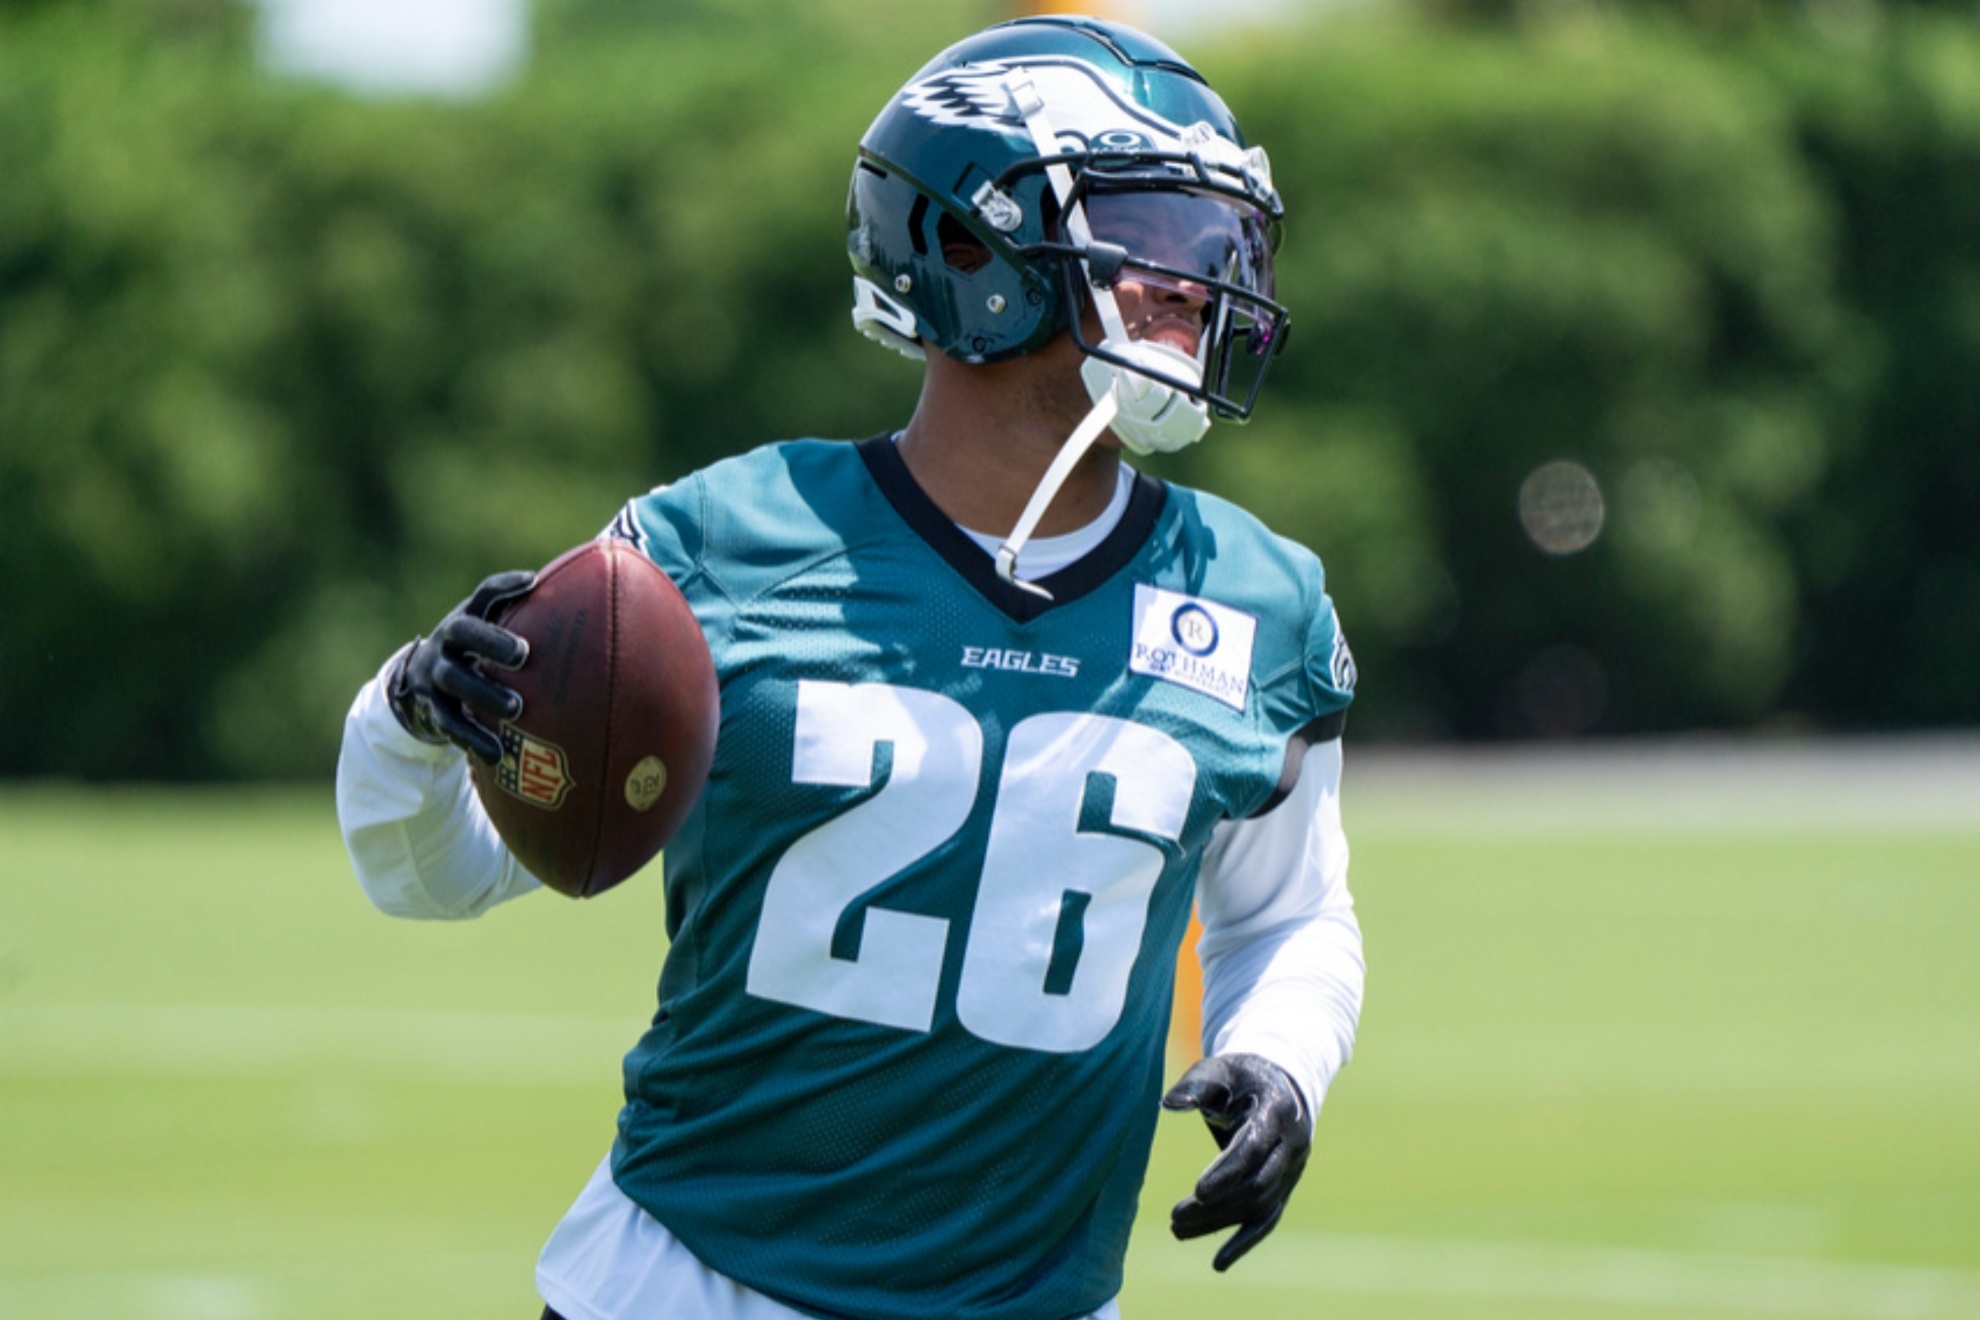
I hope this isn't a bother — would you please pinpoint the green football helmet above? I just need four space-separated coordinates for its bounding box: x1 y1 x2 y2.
847 15 1288 424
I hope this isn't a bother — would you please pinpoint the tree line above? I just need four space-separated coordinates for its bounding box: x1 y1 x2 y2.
1 1 1974 777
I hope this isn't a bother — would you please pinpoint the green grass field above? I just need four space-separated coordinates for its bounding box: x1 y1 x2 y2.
3 746 1978 1319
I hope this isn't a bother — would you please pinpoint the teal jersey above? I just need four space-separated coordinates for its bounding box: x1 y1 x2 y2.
603 437 1352 1320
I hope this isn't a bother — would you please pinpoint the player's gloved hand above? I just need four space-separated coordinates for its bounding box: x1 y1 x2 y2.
386 571 535 765
1162 1052 1311 1272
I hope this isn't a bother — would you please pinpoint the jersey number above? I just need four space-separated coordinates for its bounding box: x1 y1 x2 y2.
746 680 1196 1053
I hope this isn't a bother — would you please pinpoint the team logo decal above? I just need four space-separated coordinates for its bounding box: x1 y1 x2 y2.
497 724 574 811
604 505 642 548
899 57 1189 148
1130 585 1256 711
896 58 1272 195
1331 628 1358 695
602 483 675 551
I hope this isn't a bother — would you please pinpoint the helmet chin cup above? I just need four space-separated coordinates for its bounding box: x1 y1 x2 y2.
1080 339 1212 455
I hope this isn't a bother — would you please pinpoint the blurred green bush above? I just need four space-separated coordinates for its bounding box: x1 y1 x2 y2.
0 3 1973 777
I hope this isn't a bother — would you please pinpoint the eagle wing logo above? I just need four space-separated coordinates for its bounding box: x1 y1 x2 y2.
901 66 1023 130
1331 628 1358 695
899 58 1190 150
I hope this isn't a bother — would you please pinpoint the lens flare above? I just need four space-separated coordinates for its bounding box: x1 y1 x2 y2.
1519 460 1606 556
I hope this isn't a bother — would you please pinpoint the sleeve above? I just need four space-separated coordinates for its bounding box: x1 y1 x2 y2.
1193 737 1363 1129
602 474 708 586
1245 558 1354 814
1302 580 1357 733
334 646 543 920
604 472 740 658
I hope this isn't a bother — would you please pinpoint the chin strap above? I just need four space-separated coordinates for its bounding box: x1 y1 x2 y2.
1011 79 1131 345
991 78 1210 598
993 389 1120 601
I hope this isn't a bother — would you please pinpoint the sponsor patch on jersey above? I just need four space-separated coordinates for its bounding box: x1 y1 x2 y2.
1129 585 1256 710
497 723 574 810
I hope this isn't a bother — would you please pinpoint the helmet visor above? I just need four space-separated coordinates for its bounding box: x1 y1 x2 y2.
1082 189 1278 303
1076 189 1287 419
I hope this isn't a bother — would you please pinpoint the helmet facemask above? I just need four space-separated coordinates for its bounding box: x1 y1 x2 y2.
998 152 1289 426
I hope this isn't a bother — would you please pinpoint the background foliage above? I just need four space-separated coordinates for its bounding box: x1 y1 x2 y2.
1 0 1975 777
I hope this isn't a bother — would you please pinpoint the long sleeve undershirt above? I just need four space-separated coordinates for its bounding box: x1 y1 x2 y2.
335 661 1363 1120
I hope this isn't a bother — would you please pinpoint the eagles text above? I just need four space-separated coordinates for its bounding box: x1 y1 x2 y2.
961 646 1080 678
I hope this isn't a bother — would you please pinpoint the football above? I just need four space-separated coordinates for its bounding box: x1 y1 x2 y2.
468 539 718 898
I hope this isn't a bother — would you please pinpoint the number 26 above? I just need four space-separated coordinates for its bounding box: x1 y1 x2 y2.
746 680 1196 1053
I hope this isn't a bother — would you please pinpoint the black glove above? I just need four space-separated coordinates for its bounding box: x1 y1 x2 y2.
1162 1052 1311 1272
386 570 535 765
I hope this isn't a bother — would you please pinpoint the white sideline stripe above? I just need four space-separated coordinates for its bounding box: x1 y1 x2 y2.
0 1003 637 1086
0 1253 524 1318
1345 738 1980 836
1137 1231 1980 1318
0 1273 269 1320
3 1250 1977 1320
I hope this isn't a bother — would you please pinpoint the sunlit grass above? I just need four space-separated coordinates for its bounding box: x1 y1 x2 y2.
2 761 1976 1319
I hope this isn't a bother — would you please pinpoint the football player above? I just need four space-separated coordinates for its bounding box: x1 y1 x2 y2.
336 16 1364 1320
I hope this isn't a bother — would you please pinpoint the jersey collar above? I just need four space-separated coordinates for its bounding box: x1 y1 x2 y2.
856 433 1167 623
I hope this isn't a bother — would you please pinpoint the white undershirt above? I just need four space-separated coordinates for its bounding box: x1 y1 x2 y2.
956 461 1135 580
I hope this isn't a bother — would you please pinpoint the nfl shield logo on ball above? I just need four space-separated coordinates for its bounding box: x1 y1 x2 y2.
497 724 574 810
